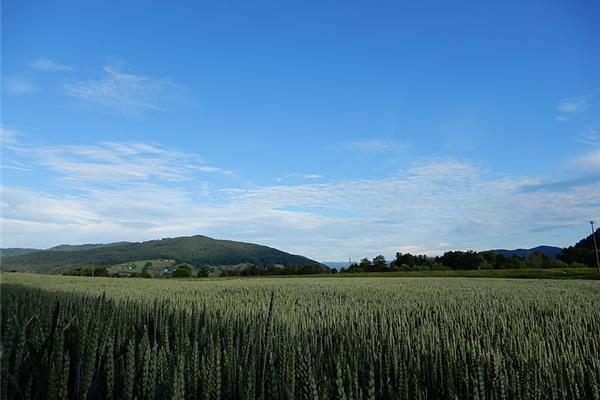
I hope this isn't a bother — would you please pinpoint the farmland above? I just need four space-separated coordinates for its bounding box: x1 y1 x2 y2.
1 273 600 399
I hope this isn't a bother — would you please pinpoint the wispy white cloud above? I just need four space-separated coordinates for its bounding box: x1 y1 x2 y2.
0 126 19 146
222 162 599 258
1 159 33 173
61 65 189 115
2 132 599 259
556 94 592 121
33 141 231 183
0 184 333 251
344 139 407 153
2 127 231 185
574 148 600 172
576 127 600 146
3 145 598 259
30 58 72 72
520 175 600 193
0 126 30 172
3 77 38 95
276 174 323 182
557 98 589 113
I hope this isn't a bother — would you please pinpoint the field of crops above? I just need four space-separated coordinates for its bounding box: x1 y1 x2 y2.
1 273 600 399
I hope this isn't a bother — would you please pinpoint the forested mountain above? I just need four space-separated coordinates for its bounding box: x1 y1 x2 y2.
0 248 40 257
558 228 600 268
47 242 130 252
0 235 321 274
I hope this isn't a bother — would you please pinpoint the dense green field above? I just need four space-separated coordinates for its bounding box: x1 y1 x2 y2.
1 273 600 399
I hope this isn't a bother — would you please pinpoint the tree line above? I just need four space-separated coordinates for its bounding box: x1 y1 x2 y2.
57 229 600 277
341 250 588 273
167 263 326 278
59 250 591 278
61 263 326 278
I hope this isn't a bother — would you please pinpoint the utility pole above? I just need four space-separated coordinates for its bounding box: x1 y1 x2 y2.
591 221 600 273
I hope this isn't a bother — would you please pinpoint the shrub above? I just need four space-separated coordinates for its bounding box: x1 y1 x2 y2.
196 268 209 278
172 264 192 278
570 262 588 269
62 267 108 277
430 262 449 271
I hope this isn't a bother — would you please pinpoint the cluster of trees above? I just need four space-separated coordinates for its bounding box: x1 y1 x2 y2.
63 267 154 278
170 263 192 277
219 264 325 277
170 263 210 278
62 267 109 277
143 263 325 278
62 263 326 278
343 250 587 273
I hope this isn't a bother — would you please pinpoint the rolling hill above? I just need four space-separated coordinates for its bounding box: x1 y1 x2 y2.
0 235 321 274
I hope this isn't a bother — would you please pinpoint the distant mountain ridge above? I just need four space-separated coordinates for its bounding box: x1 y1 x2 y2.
0 235 321 274
486 246 563 259
322 261 352 269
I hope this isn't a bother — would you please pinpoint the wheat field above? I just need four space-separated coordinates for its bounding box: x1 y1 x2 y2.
1 273 599 399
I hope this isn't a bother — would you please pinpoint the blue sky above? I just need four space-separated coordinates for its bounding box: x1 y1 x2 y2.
2 0 599 261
